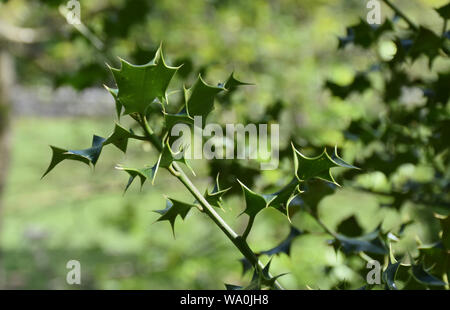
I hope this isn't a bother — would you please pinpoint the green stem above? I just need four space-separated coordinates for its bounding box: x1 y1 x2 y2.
140 116 284 290
242 216 254 241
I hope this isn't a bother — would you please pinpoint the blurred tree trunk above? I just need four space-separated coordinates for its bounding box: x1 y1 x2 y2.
0 50 13 214
0 49 14 287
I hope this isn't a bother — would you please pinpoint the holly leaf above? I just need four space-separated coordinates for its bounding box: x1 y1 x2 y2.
185 75 225 121
224 72 252 90
333 226 388 255
259 226 303 257
163 111 194 132
115 165 157 192
208 160 261 196
411 260 447 287
238 258 253 275
103 123 134 153
42 135 106 178
382 244 401 290
417 241 449 285
103 85 122 119
262 178 299 214
203 174 231 209
238 180 267 219
154 138 195 180
293 145 358 185
436 3 450 20
42 146 91 178
218 72 252 106
154 198 195 236
259 258 287 289
43 124 136 178
108 45 179 115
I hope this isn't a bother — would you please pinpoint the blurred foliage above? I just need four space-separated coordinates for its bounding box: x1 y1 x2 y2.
0 0 449 289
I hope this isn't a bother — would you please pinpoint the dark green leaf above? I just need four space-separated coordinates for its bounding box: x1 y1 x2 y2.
436 3 450 20
116 165 157 192
154 198 195 236
108 45 179 115
382 245 401 290
224 72 252 90
185 75 224 121
411 261 447 287
203 174 231 209
333 226 388 255
238 180 267 218
103 123 134 153
42 135 105 178
293 145 358 185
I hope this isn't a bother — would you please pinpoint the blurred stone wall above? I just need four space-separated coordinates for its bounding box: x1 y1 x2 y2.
11 86 115 117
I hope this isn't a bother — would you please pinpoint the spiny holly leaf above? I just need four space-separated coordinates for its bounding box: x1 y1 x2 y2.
117 139 194 191
115 165 157 192
382 244 401 290
185 75 225 121
203 174 231 209
43 124 136 178
153 138 195 179
224 72 252 90
292 144 358 185
238 180 267 219
238 258 253 275
285 194 304 221
154 198 195 236
259 226 303 257
218 72 252 106
42 146 91 178
411 260 447 287
383 260 401 290
162 74 226 131
108 45 179 115
42 135 105 178
65 135 105 164
163 111 194 131
103 123 134 153
104 85 121 119
234 258 286 290
332 226 388 255
262 178 299 215
417 241 449 286
259 258 287 289
436 3 450 20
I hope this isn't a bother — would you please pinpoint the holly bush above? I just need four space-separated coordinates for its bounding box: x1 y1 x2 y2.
43 1 449 290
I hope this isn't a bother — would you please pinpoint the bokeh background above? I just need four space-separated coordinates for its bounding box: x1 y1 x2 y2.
0 0 448 289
